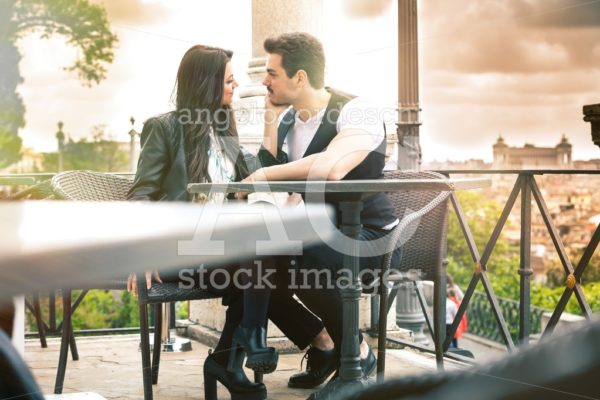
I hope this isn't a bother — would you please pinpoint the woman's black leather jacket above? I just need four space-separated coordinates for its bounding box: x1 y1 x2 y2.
127 111 263 202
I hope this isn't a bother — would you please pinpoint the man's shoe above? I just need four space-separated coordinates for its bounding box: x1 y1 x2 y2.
360 345 376 377
288 347 339 389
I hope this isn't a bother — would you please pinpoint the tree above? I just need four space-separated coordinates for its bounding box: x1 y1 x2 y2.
546 246 600 287
0 0 117 168
446 191 520 290
40 125 129 172
447 191 600 316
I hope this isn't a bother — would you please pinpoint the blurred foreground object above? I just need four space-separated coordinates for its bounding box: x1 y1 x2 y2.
338 317 600 400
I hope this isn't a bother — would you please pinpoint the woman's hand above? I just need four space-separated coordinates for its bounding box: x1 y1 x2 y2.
262 96 289 156
284 192 303 207
263 95 289 123
127 270 163 296
235 168 269 200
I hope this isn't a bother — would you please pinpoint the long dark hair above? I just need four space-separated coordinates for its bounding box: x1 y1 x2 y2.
175 44 243 184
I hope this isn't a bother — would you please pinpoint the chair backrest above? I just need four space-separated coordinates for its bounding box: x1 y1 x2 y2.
383 170 449 282
49 170 220 304
51 170 133 201
8 180 54 200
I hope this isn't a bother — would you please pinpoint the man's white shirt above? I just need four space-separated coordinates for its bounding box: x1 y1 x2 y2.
286 97 385 162
281 97 398 230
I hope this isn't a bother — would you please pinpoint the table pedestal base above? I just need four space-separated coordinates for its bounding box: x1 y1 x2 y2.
308 375 373 400
157 336 192 352
143 335 193 353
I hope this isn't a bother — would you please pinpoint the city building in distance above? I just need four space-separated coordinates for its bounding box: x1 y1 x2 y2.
493 135 572 169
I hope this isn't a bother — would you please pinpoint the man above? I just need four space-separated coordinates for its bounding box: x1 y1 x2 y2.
246 32 401 389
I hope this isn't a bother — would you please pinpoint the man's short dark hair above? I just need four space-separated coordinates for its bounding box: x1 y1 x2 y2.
264 32 325 89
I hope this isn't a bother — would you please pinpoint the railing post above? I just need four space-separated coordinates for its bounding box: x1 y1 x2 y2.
519 174 532 344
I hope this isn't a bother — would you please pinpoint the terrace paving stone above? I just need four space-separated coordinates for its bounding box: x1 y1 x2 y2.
25 334 472 399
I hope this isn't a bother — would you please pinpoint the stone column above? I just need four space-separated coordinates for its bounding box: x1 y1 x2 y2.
396 0 421 170
236 0 324 151
253 0 322 55
395 282 428 344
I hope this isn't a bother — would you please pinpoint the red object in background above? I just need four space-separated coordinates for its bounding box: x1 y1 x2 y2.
450 296 468 338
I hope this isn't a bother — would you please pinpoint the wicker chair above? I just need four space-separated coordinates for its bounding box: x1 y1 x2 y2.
50 170 222 400
374 170 452 377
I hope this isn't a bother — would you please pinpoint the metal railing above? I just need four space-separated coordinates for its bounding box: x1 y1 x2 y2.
468 291 546 344
440 169 600 351
4 170 600 348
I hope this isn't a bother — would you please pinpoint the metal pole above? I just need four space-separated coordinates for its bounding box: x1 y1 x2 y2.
310 198 368 399
519 174 532 344
397 0 421 170
155 302 191 353
338 200 363 382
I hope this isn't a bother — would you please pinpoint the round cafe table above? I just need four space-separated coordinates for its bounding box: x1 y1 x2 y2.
189 177 491 398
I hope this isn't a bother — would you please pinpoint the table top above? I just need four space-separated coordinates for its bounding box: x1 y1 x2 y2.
188 177 491 194
0 201 334 303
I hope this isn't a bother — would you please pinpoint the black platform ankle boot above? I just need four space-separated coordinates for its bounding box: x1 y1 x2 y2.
203 350 266 400
228 325 279 374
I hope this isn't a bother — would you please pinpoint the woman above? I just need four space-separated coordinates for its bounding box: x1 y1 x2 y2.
126 44 276 400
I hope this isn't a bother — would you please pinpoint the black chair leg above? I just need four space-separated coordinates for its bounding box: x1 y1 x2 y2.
376 273 401 382
254 371 263 383
376 285 390 381
433 262 447 370
69 328 79 361
32 293 47 348
49 291 56 332
54 289 71 394
139 303 153 400
151 304 162 385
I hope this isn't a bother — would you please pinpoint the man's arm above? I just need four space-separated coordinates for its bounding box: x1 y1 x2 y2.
249 96 384 182
247 127 374 182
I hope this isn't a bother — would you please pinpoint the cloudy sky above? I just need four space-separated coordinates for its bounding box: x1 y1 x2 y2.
15 0 600 162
